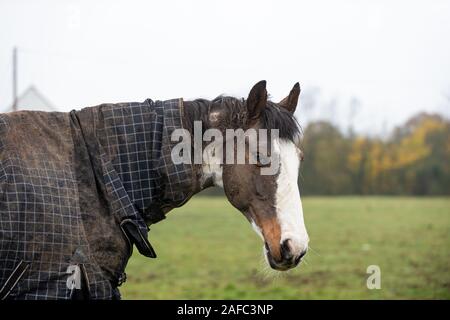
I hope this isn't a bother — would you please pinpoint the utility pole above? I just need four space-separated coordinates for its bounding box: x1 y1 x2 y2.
12 47 18 112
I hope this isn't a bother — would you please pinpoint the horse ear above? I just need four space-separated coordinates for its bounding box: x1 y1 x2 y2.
279 82 301 113
247 80 268 120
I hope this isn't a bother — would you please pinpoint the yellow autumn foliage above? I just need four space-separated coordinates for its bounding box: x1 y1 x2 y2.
346 115 448 191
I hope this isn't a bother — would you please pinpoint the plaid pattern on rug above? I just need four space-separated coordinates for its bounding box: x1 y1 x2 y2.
0 98 192 299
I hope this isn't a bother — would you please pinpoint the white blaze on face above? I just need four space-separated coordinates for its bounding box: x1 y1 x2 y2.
274 139 309 254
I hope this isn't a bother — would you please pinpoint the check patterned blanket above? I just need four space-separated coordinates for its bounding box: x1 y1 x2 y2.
0 98 192 299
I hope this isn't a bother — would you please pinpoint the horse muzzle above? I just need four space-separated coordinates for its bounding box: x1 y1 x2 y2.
264 239 307 271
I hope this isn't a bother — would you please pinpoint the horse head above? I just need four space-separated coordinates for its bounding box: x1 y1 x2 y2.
184 81 308 271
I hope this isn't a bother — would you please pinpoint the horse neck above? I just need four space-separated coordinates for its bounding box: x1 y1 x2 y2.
182 99 223 192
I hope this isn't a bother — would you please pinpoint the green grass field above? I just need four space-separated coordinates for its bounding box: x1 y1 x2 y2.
121 196 450 299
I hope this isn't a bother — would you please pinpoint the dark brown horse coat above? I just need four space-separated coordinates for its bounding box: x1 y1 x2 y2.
0 99 193 299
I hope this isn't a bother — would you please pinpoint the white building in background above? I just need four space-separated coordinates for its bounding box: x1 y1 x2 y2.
3 85 57 113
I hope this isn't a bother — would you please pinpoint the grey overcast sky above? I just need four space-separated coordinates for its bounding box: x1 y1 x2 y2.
1 0 449 134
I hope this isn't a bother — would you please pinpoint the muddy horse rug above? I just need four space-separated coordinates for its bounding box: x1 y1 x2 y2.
0 98 193 299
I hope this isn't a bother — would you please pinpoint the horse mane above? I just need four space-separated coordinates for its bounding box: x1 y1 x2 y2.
260 100 302 142
183 96 301 143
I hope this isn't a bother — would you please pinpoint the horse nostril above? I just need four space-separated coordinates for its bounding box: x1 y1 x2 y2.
299 249 307 259
281 239 294 261
294 249 307 265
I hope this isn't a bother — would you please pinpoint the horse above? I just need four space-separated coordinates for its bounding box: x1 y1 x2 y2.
0 80 308 299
